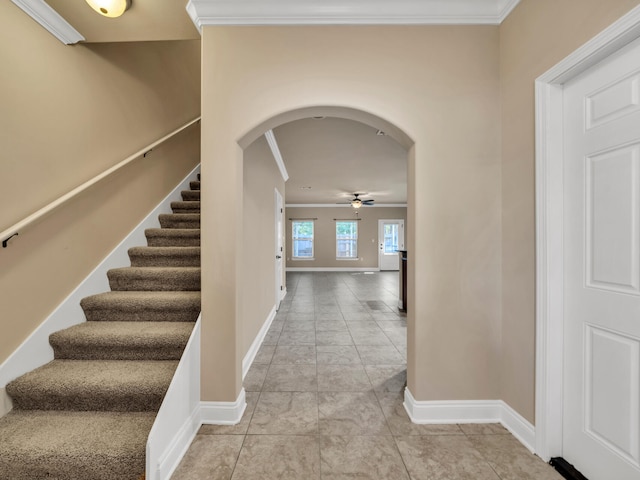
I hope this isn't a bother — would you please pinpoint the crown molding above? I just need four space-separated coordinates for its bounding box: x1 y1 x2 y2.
286 204 407 208
12 0 85 45
264 130 289 182
497 0 521 23
186 0 522 31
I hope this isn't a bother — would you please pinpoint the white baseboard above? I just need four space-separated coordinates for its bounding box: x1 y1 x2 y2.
404 388 536 454
499 400 536 453
242 306 277 379
154 405 201 480
0 164 200 389
286 267 381 272
200 389 247 425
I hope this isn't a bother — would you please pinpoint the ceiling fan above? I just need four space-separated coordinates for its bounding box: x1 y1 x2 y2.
340 193 375 209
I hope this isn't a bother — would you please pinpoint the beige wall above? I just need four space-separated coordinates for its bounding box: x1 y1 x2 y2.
286 207 407 269
242 136 286 355
0 3 201 365
201 25 502 402
499 0 640 423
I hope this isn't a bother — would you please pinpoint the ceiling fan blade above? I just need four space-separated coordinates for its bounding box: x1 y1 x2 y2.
362 199 375 204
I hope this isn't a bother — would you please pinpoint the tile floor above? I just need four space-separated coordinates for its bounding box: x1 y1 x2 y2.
171 272 562 480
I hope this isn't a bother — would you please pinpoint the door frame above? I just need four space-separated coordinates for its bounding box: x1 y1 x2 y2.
274 188 285 308
535 5 640 461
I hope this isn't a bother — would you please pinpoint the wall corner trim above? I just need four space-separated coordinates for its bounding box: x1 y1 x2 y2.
265 130 289 182
242 305 277 379
403 389 535 453
11 0 85 44
200 389 247 425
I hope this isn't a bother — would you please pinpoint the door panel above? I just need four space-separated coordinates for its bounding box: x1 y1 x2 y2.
378 219 404 271
563 36 640 479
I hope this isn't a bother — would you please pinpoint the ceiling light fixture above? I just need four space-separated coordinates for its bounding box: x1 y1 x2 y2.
351 199 363 209
85 0 131 18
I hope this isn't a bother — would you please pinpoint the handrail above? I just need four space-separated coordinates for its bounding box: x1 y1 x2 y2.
1 116 201 248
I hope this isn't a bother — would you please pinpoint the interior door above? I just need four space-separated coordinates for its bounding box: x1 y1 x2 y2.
563 36 640 480
378 219 404 271
275 189 284 310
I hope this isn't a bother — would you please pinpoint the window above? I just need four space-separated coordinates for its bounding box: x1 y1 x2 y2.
383 223 399 254
292 220 314 259
336 220 358 259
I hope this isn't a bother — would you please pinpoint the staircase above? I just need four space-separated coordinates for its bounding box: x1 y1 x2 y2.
0 175 202 480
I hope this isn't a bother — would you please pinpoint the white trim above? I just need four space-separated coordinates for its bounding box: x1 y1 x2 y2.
147 317 202 480
0 165 201 389
186 0 522 29
497 0 520 23
501 401 536 453
200 389 247 425
286 267 380 272
286 204 407 208
265 130 289 182
242 305 277 379
11 0 85 44
403 389 535 453
535 4 640 462
280 286 287 302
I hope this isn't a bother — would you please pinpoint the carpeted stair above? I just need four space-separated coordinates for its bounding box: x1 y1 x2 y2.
0 174 201 480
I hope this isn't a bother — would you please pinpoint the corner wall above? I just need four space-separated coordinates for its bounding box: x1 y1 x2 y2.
201 25 502 404
499 0 640 423
0 2 201 366
243 136 286 356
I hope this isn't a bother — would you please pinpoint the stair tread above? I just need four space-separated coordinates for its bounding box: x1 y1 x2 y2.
158 213 200 229
7 360 178 411
0 410 153 480
50 321 195 360
80 291 200 322
145 228 201 247
128 246 200 267
107 266 201 291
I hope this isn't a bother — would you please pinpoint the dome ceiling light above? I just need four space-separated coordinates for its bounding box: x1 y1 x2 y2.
85 0 132 18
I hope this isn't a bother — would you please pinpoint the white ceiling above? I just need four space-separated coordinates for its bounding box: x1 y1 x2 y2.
272 118 407 206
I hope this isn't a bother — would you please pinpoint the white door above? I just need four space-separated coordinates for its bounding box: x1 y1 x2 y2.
275 189 284 309
563 36 640 480
378 219 404 271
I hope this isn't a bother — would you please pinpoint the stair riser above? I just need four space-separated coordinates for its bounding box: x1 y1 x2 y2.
51 345 188 361
129 254 200 268
108 278 201 291
83 309 199 322
8 392 167 413
189 180 200 190
145 236 201 247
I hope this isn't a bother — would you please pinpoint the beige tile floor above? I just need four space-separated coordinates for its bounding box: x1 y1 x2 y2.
171 272 563 480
